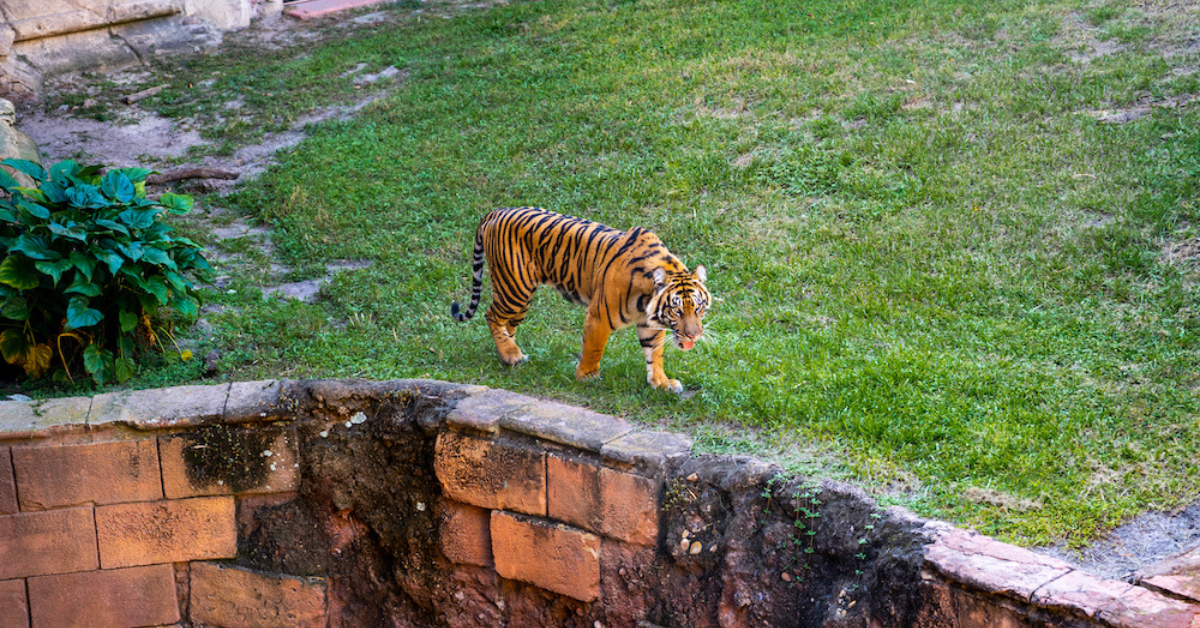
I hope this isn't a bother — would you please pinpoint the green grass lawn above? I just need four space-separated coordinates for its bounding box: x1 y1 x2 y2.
50 0 1200 546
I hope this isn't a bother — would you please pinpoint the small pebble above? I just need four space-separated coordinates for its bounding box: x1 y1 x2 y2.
689 541 702 555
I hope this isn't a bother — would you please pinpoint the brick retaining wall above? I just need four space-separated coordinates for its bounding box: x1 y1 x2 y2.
0 379 1197 627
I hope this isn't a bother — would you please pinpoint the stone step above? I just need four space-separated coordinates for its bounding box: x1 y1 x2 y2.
284 0 393 20
1135 544 1200 604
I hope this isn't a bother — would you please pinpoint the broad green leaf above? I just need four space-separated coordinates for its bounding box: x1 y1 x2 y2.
1 295 29 321
48 160 80 181
0 168 18 190
65 185 106 209
77 165 104 180
117 209 157 229
0 207 16 223
142 275 169 304
39 179 66 204
116 167 153 184
10 234 60 261
34 259 73 286
68 251 96 281
48 222 87 241
65 295 103 329
119 309 139 333
91 247 123 274
172 295 198 318
116 241 144 261
83 343 113 384
15 187 45 202
114 355 136 383
159 192 194 214
165 272 190 294
141 247 175 268
0 255 40 289
16 197 50 220
94 218 130 235
64 273 102 297
1 159 46 183
101 171 136 203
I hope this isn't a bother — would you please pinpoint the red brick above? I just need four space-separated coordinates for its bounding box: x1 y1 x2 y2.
0 447 15 515
95 497 236 569
12 440 162 510
27 565 179 628
434 432 545 516
0 507 98 579
0 579 28 628
597 468 659 546
438 500 492 567
491 510 600 602
548 455 602 532
189 562 326 628
159 427 300 499
547 456 659 545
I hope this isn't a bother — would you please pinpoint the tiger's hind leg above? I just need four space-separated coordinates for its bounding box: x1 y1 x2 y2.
637 325 682 393
485 299 533 365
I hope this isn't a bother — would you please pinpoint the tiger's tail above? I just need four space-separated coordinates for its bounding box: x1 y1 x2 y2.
451 231 486 322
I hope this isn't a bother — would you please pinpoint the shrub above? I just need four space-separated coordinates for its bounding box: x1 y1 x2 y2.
0 159 210 384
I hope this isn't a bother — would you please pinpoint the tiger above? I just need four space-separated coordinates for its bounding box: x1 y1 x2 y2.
451 206 710 393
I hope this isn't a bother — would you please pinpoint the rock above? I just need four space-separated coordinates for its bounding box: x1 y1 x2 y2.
0 97 41 185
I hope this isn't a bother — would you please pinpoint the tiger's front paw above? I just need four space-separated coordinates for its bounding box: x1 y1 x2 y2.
650 376 683 394
502 352 529 366
576 364 600 381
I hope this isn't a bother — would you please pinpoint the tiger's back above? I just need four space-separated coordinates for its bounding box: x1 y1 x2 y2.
451 207 710 392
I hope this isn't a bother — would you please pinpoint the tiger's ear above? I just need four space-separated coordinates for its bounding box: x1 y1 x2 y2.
652 267 668 290
693 265 707 283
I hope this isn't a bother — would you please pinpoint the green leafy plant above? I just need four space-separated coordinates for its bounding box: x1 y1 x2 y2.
0 158 210 384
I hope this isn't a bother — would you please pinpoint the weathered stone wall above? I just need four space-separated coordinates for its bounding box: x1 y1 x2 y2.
0 378 1197 628
0 0 281 100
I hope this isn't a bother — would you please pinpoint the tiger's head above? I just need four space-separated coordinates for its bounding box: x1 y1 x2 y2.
648 265 710 350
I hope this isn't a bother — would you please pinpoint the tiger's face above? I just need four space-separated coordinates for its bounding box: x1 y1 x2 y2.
648 265 709 350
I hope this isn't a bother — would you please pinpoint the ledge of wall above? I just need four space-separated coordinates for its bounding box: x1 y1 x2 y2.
0 0 273 100
0 379 1197 628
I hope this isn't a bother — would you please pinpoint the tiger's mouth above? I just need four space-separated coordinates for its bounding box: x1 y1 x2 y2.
674 334 700 350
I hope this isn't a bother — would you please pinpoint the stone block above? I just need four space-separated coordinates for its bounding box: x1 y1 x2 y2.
924 528 1074 602
12 439 162 510
499 401 632 452
597 467 659 546
445 388 533 434
548 455 660 545
601 430 691 472
224 380 291 423
1034 569 1200 627
159 426 299 498
89 384 230 429
0 397 90 438
1143 574 1200 604
0 507 97 579
491 510 600 603
434 432 545 516
96 497 236 568
547 455 602 533
27 565 179 628
0 579 28 628
438 500 493 567
189 562 326 628
0 447 15 514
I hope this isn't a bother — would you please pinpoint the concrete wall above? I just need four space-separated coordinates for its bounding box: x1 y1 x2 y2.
0 379 1197 628
0 0 282 100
